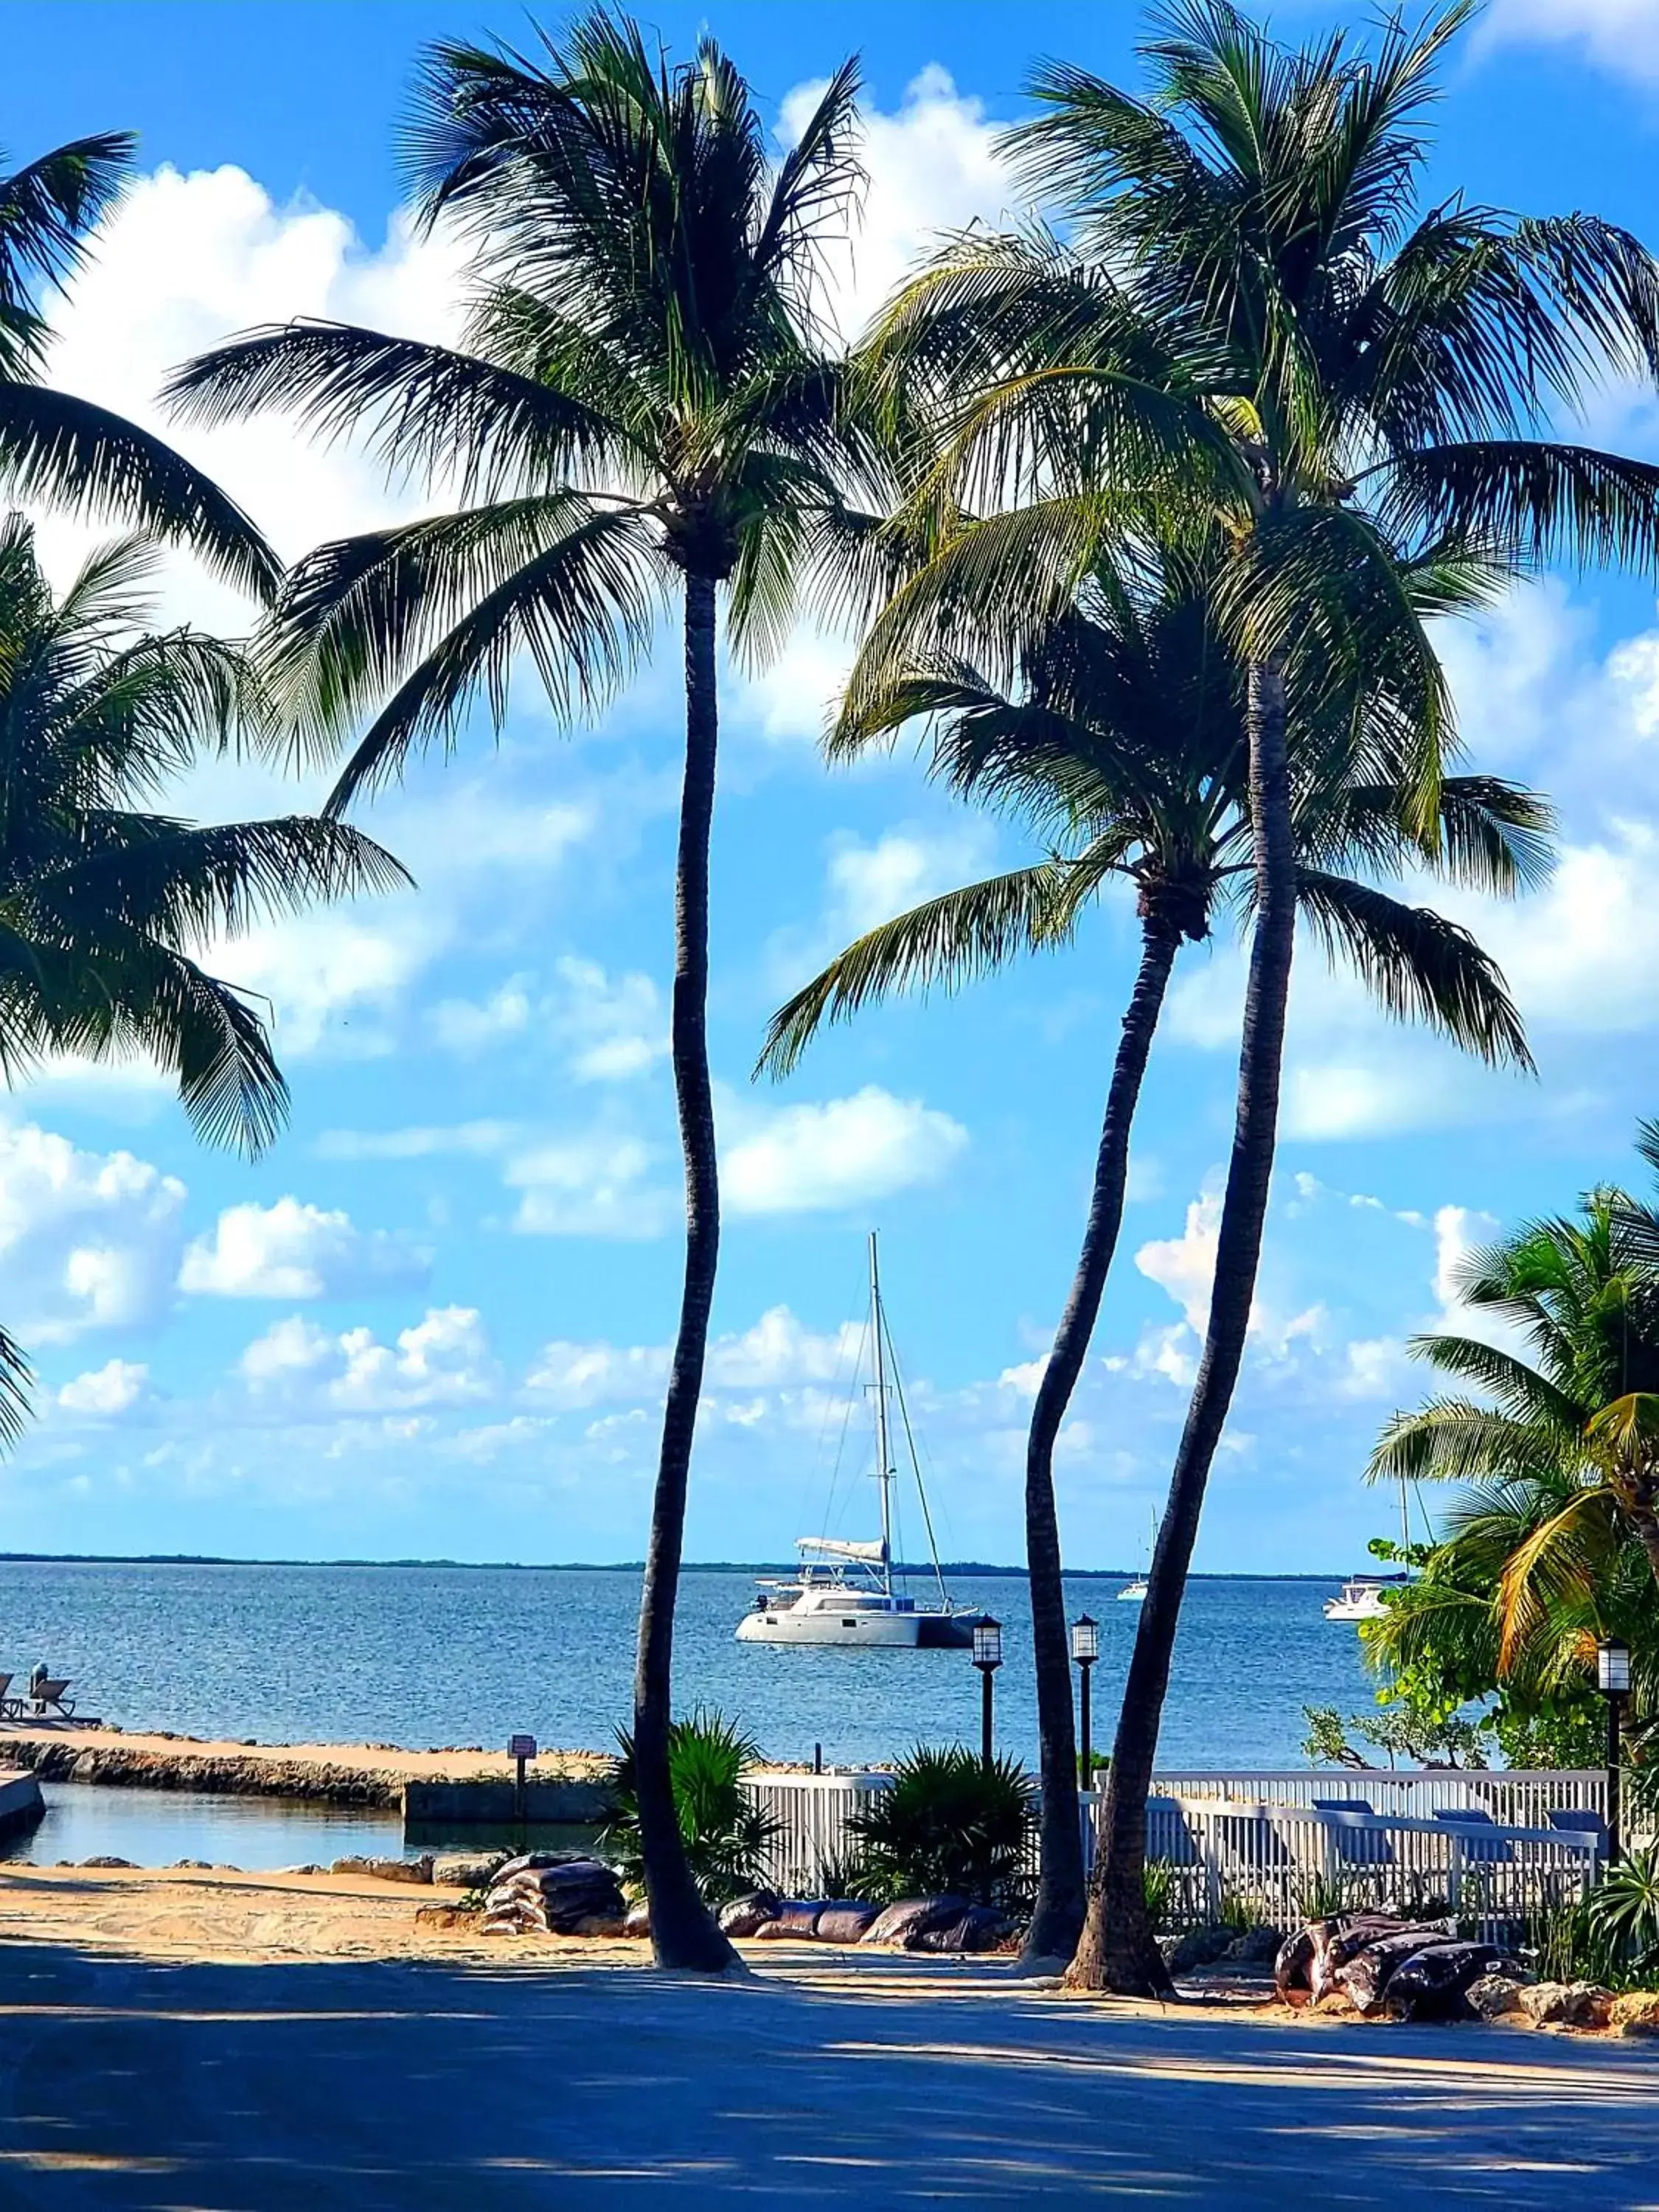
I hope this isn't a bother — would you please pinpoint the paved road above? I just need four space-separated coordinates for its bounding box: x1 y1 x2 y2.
0 1944 1655 2208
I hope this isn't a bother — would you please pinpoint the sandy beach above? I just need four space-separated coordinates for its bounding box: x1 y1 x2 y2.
0 1865 1654 2207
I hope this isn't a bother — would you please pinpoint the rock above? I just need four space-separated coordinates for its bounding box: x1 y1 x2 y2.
572 1913 626 1937
1610 1992 1659 2038
718 1891 782 1938
282 1864 324 1877
1164 1926 1234 1975
1518 1980 1615 2028
170 1857 215 1871
331 1854 433 1885
1467 1974 1531 2021
431 1854 503 1890
622 1900 651 1938
80 1856 136 1868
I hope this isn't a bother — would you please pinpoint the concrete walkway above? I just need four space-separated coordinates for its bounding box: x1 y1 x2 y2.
0 1944 1655 2208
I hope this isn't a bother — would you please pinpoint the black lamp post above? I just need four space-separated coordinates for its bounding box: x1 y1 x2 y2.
1071 1613 1099 1790
1598 1635 1631 1863
972 1615 1002 1769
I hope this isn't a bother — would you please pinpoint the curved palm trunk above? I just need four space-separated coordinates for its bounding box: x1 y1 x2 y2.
1021 914 1182 1967
1065 661 1296 1996
633 569 739 1973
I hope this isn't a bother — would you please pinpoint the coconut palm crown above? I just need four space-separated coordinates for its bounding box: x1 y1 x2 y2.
0 512 408 1449
844 0 1659 1994
164 9 872 1972
1371 1169 1659 1671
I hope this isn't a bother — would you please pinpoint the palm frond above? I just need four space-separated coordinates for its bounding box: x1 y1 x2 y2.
0 381 281 603
757 863 1075 1079
1295 868 1532 1070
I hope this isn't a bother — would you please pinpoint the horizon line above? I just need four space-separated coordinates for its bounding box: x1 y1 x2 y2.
0 1550 1352 1580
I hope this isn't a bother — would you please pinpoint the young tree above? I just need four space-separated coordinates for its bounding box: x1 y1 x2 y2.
0 514 406 1442
762 534 1544 1963
167 11 869 1969
850 0 1659 1991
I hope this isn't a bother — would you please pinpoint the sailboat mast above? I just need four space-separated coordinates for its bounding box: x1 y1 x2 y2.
869 1230 894 1597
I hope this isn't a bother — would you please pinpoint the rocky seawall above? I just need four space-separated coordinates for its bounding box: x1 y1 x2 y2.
7 1740 407 1809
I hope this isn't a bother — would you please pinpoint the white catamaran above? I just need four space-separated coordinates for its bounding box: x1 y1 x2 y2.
735 1234 974 1649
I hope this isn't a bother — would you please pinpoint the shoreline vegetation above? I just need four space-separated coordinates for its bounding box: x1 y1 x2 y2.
0 1553 1346 1581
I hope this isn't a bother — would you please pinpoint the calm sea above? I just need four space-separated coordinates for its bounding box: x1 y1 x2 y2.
0 1559 1375 1773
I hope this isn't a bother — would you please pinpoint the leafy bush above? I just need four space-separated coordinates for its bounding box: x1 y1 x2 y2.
844 1745 1037 1908
601 1707 783 1907
813 1848 880 1903
1586 1848 1659 1980
1141 1856 1177 1933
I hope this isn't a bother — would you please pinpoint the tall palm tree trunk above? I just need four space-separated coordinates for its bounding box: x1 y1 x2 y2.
1022 913 1182 1967
633 569 739 1973
1065 660 1297 1995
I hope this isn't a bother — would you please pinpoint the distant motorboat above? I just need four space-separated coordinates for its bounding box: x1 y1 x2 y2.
734 1234 973 1651
1324 1574 1406 1622
1326 1472 1415 1623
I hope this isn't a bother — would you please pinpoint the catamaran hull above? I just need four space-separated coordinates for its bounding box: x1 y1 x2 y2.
735 1609 973 1649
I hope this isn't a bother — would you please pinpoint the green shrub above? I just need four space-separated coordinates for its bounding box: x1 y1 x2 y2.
1585 1848 1659 1981
601 1707 783 1907
844 1745 1037 1908
1141 1856 1177 1933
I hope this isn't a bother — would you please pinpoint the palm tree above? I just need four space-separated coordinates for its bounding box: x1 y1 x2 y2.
1363 1454 1659 1771
761 534 1545 1964
1371 1180 1659 1655
0 133 276 597
164 11 869 1971
849 0 1659 1993
0 511 407 1444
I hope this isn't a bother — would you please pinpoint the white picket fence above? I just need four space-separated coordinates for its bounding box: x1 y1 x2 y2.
741 1766 1613 1933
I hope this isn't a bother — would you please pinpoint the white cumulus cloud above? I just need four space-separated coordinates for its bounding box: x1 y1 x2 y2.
180 1197 428 1299
724 1087 969 1215
0 1120 187 1344
240 1306 495 1411
56 1359 152 1419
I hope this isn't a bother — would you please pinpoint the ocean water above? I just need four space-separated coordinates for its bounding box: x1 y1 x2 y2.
0 1559 1376 1773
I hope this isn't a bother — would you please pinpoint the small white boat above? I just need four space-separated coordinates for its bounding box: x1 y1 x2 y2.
735 1234 973 1650
1326 1475 1415 1622
1324 1575 1405 1622
1118 1509 1155 1601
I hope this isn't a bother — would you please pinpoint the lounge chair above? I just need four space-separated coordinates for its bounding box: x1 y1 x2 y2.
0 1672 20 1721
1209 1804 1294 1871
1145 1795 1201 1866
1312 1797 1394 1868
27 1677 74 1719
1546 1807 1610 1863
1431 1805 1511 1863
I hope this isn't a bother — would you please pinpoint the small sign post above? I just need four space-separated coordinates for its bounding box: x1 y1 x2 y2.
509 1733 537 1827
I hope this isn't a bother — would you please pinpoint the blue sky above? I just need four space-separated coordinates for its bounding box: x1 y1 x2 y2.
6 0 1659 1573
